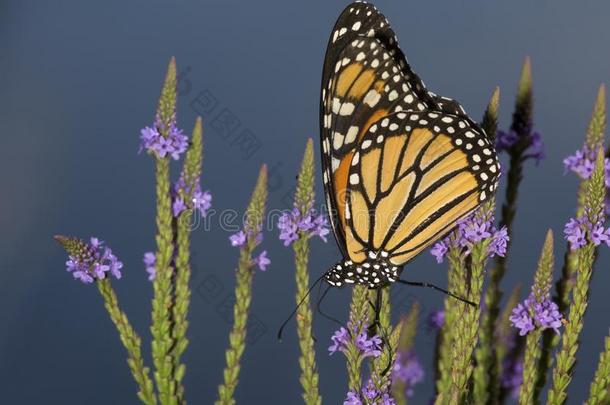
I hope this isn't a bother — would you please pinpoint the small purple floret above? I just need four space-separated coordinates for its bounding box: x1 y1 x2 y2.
496 129 545 164
509 294 563 336
328 320 382 359
229 231 247 247
143 252 156 281
139 118 188 160
254 250 270 272
430 213 509 263
277 206 329 246
61 237 123 284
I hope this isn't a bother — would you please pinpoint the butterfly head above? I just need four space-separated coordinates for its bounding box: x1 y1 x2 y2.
324 251 401 289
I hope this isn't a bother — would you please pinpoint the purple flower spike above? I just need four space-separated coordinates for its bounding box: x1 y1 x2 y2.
355 332 383 358
564 215 610 250
277 206 329 246
533 299 563 333
139 119 188 160
509 301 535 336
510 294 563 336
489 226 509 257
172 175 213 218
329 320 382 359
430 213 508 262
254 250 270 272
56 236 123 284
344 379 396 405
496 129 545 164
329 327 350 355
143 252 156 281
229 231 247 247
463 221 492 243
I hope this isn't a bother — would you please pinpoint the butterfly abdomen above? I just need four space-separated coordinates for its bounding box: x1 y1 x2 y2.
324 253 402 289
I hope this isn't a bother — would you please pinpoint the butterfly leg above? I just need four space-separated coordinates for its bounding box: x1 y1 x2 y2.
366 288 394 377
316 284 345 331
396 279 476 307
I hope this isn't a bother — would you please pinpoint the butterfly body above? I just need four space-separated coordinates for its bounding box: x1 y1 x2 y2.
320 2 500 289
325 253 400 289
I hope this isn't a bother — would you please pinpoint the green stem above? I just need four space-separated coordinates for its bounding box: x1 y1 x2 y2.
98 279 157 405
151 156 178 405
435 247 466 404
346 286 369 392
293 235 322 405
448 239 489 404
216 166 267 405
586 334 610 405
215 247 254 405
171 213 192 403
548 243 595 405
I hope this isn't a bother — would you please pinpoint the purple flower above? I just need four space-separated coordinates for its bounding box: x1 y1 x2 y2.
139 118 188 160
532 299 563 333
192 190 212 216
462 221 492 243
329 320 382 358
172 197 187 217
564 215 610 250
510 294 563 336
564 148 594 178
172 175 213 218
509 301 535 336
343 390 362 405
355 332 383 358
489 226 509 257
496 130 545 164
495 130 519 152
329 327 350 355
427 310 445 330
501 357 523 399
430 213 508 262
143 252 156 281
430 241 448 263
393 351 424 398
56 236 123 284
229 231 247 247
590 224 609 246
254 250 270 271
277 206 329 246
564 146 610 185
344 379 396 405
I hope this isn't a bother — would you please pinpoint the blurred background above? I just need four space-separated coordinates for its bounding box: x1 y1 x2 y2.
2 0 610 403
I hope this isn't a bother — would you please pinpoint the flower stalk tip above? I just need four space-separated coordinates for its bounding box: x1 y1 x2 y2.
55 235 123 284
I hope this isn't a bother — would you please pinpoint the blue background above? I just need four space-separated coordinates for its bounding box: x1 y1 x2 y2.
2 0 610 403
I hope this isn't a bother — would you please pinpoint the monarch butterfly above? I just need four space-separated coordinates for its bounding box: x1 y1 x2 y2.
320 2 500 290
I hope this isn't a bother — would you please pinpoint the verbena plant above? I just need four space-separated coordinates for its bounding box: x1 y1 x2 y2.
55 58 610 405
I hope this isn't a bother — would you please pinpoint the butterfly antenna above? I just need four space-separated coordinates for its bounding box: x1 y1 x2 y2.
316 284 344 329
396 279 476 307
277 274 326 342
